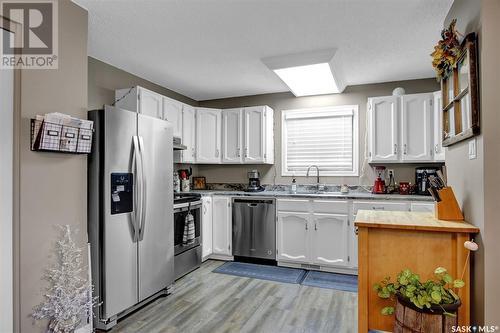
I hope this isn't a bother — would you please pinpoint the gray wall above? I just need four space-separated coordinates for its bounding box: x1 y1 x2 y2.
443 0 484 325
88 57 198 110
444 0 500 325
197 79 440 185
481 0 500 322
16 1 88 332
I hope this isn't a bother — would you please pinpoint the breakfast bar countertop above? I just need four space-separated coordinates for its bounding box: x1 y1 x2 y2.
354 210 480 233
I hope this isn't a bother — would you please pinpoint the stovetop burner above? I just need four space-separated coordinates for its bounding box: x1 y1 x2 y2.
174 192 202 204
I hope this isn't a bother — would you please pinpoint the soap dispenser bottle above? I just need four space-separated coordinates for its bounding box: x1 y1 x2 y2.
291 178 297 194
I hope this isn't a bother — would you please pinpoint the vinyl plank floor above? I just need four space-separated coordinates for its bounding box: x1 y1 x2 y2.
107 260 357 333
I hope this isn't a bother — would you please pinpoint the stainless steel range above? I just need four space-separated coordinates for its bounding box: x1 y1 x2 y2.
174 193 202 279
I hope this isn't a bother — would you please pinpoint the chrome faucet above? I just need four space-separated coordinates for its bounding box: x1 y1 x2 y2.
306 165 324 192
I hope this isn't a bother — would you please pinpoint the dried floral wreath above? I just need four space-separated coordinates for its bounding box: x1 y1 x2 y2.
431 19 462 80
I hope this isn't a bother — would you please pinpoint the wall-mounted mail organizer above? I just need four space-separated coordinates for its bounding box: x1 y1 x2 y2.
30 118 94 154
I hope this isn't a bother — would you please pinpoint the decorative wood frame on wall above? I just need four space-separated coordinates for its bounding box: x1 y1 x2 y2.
441 33 480 147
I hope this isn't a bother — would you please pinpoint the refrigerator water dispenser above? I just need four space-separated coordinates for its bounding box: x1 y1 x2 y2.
111 173 133 214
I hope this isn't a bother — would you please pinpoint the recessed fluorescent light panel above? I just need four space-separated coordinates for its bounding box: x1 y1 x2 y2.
274 63 339 96
262 49 346 97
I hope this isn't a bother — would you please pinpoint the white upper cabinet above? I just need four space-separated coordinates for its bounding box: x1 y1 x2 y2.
115 86 163 119
243 106 266 163
433 91 445 162
115 87 273 165
310 213 349 267
222 108 243 163
221 105 274 165
196 108 222 163
401 93 433 161
162 96 183 138
368 92 439 164
277 212 309 263
368 96 400 162
138 88 163 118
212 196 232 256
181 104 196 163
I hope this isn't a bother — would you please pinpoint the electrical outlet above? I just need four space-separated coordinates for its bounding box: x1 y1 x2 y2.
387 169 395 179
468 138 477 160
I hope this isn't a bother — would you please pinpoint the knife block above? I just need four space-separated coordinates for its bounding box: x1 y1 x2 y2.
435 187 464 221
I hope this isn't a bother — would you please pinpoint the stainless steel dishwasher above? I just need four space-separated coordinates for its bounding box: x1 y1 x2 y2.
232 197 276 260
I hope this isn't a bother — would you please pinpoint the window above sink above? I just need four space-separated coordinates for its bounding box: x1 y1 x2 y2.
281 105 359 177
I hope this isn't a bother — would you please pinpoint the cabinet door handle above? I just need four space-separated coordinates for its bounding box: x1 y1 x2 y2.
403 144 408 155
244 147 248 158
305 222 308 231
435 144 439 153
237 147 240 157
394 144 397 155
355 227 358 235
314 223 317 231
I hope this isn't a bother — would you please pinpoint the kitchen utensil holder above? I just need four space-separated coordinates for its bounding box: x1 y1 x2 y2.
30 119 94 154
435 187 464 221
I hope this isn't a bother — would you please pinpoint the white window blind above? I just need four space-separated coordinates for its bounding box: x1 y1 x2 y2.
282 106 358 176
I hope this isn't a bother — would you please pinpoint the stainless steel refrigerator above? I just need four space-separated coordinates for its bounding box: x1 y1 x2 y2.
88 106 174 330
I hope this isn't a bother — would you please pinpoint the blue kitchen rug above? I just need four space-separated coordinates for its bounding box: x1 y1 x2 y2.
301 270 358 293
213 261 307 284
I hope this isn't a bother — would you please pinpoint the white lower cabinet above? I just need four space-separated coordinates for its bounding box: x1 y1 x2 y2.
352 201 410 215
311 214 349 267
277 199 351 271
212 196 232 256
410 202 435 213
201 196 213 261
202 196 434 270
277 212 309 263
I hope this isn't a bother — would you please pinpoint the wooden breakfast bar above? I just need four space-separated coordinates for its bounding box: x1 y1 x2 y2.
355 210 480 333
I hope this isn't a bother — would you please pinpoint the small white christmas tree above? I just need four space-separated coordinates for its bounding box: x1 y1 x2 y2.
33 225 98 333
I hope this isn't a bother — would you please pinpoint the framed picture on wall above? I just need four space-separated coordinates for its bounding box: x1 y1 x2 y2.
192 177 206 190
441 33 480 147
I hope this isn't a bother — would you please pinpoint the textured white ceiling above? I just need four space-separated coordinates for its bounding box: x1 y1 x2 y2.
75 0 452 101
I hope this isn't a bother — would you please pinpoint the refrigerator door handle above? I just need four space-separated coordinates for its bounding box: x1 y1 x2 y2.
132 135 142 242
138 135 147 241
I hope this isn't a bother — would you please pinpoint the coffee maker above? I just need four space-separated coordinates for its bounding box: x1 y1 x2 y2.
415 167 439 195
245 169 264 192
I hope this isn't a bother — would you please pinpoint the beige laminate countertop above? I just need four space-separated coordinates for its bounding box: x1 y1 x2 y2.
354 210 480 233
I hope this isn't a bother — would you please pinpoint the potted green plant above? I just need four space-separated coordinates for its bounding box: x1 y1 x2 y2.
374 267 464 332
